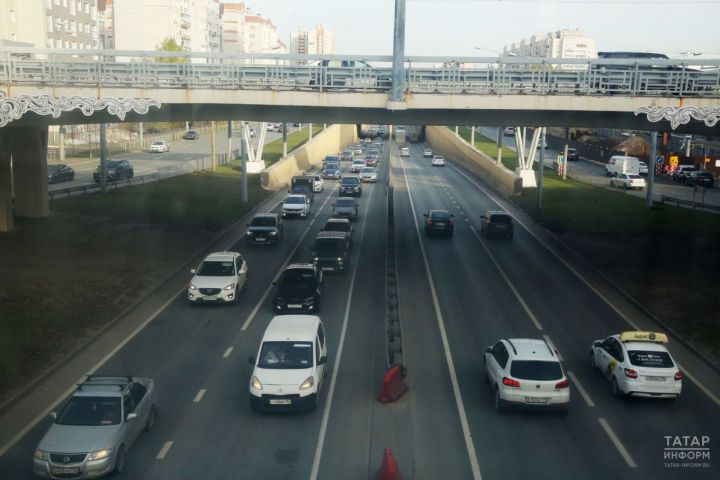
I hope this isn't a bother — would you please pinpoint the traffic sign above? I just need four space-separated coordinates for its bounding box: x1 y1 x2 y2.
656 155 664 164
669 155 679 167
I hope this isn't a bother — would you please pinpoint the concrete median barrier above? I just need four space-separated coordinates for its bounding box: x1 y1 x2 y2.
260 124 357 190
426 126 522 195
378 365 407 403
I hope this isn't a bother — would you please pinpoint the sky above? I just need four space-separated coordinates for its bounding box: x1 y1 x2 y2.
231 0 720 57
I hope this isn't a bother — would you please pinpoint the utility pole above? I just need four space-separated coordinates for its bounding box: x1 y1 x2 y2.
309 123 314 140
646 131 657 209
470 126 475 146
563 127 569 180
227 121 233 165
59 126 65 162
390 0 406 103
99 123 107 193
282 122 288 158
241 122 248 203
211 121 217 172
138 122 144 146
496 127 503 165
536 127 545 209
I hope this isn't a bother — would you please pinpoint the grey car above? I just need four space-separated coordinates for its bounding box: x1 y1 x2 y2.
33 376 157 479
332 197 359 222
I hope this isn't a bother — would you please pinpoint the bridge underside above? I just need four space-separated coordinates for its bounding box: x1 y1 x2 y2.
3 88 719 134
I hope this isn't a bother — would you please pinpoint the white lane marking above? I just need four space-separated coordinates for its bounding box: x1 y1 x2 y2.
542 335 563 361
193 389 206 403
468 225 544 331
397 154 483 480
309 175 377 480
447 163 720 408
598 418 637 468
0 288 183 458
567 371 595 407
156 441 174 460
240 186 337 331
222 347 233 358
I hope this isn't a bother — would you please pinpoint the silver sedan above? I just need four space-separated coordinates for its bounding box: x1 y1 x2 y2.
359 167 377 183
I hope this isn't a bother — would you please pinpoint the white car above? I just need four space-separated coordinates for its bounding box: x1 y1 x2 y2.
423 148 433 158
249 127 257 138
432 155 446 167
266 123 274 131
638 161 649 175
610 173 646 190
503 127 515 136
351 159 367 173
313 175 324 193
400 147 410 157
281 194 311 218
249 315 327 411
188 251 248 303
359 167 377 183
590 331 682 399
484 338 570 413
149 140 169 153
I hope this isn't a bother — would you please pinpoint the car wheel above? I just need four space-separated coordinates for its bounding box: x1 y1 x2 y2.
144 405 157 432
113 445 125 475
611 377 623 398
494 387 506 413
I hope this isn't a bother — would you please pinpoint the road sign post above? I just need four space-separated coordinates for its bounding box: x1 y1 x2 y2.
646 131 657 209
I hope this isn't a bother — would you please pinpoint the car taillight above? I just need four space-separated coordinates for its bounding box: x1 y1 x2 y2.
674 371 683 381
555 379 569 389
502 377 521 388
427 219 432 226
624 368 638 379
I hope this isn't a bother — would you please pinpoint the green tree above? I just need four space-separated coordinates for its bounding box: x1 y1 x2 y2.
156 37 186 63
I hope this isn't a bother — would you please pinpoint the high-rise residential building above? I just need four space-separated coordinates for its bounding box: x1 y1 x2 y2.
220 2 285 61
289 24 335 56
503 29 597 70
98 0 114 49
0 0 99 51
113 0 221 58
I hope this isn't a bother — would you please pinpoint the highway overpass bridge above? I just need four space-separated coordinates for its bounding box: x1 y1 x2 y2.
1 49 720 231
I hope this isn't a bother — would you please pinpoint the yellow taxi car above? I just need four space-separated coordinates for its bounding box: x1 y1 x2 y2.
590 331 682 399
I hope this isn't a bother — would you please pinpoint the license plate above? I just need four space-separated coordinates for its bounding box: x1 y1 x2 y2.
322 267 333 271
435 222 445 227
202 296 219 301
269 399 292 405
52 468 80 475
645 376 665 382
255 238 266 242
525 397 549 404
287 304 302 308
495 225 506 229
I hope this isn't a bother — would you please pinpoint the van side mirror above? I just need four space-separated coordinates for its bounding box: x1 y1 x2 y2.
272 281 278 287
50 411 57 420
248 355 255 365
190 268 196 274
485 347 492 354
126 412 138 422
593 341 602 348
318 356 327 365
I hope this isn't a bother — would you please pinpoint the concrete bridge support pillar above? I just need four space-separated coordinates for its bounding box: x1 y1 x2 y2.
12 126 49 219
0 133 13 232
496 127 503 165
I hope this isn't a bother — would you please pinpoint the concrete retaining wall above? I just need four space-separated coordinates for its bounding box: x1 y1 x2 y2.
260 124 357 190
426 126 522 195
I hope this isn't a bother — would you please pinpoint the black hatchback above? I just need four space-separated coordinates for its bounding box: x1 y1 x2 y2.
339 177 362 197
423 210 454 237
47 164 75 184
272 264 323 314
312 231 351 274
246 213 283 245
93 160 134 182
480 211 514 239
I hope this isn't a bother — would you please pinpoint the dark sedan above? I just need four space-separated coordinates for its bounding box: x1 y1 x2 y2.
423 210 454 237
566 148 579 161
47 164 75 184
685 171 714 188
182 130 200 140
93 160 134 183
480 210 514 239
246 213 283 245
322 165 342 179
338 177 362 197
332 197 359 222
272 264 323 314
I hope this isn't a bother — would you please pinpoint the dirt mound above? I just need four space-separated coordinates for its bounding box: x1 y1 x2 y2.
615 135 650 156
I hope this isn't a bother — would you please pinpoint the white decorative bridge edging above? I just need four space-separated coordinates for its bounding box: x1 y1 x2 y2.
0 91 161 128
634 105 720 130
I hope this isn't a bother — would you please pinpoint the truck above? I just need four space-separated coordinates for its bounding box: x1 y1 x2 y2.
604 156 640 177
290 175 315 203
395 129 406 144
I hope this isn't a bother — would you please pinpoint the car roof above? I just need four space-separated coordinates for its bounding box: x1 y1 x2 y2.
429 209 450 215
316 231 348 240
263 315 321 343
73 376 144 397
621 341 669 352
486 210 510 217
204 251 239 262
286 262 316 271
505 338 557 361
325 218 350 225
286 194 307 199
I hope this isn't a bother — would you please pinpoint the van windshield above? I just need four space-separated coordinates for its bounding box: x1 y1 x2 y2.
258 341 313 369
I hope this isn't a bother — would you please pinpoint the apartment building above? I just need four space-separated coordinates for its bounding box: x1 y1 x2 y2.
289 24 335 56
221 2 286 61
503 29 597 70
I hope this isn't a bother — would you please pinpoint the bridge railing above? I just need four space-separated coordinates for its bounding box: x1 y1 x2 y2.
2 48 719 97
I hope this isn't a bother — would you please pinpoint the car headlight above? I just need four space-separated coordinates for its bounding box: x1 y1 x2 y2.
337 257 343 262
189 283 197 290
247 231 254 235
251 376 263 390
34 449 49 461
224 283 236 291
299 376 314 390
313 257 319 262
88 449 112 461
269 231 277 236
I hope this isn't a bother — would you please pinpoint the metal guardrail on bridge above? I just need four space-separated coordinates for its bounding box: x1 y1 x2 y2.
2 48 720 97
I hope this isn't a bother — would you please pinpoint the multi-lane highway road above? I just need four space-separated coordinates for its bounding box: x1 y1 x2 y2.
1 139 717 479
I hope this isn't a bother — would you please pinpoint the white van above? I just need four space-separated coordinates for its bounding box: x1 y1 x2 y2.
605 155 640 177
249 315 327 411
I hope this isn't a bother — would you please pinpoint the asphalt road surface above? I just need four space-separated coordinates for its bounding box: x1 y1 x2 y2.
1 140 718 479
48 123 300 192
477 127 720 208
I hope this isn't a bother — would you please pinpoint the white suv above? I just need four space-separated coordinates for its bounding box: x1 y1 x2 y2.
149 140 169 153
249 315 327 411
484 338 570 413
188 251 248 303
313 175 324 193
